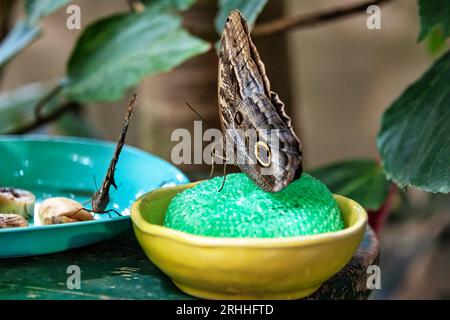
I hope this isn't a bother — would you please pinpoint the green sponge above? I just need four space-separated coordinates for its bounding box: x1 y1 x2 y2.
164 173 344 238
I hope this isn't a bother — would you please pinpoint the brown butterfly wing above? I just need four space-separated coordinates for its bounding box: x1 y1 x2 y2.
218 10 302 192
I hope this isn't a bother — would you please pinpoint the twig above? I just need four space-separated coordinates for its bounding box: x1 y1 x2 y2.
34 83 63 120
253 0 394 37
11 102 80 134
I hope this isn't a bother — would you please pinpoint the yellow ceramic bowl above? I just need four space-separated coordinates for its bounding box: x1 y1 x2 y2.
131 182 367 300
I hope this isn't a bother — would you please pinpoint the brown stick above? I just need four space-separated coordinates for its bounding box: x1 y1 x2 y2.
253 0 393 37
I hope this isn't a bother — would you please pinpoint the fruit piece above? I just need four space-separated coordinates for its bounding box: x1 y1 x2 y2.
39 197 94 225
164 173 344 238
0 187 35 219
0 213 29 228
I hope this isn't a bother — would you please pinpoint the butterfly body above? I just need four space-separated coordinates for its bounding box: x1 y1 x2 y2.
89 94 137 215
218 10 302 192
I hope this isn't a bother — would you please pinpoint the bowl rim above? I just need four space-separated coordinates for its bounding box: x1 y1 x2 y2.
0 134 189 234
131 183 368 248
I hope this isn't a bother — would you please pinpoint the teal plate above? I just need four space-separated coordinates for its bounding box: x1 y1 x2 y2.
0 135 188 258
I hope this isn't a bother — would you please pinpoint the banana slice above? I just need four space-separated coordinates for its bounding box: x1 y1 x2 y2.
0 213 29 228
0 187 35 220
39 197 94 225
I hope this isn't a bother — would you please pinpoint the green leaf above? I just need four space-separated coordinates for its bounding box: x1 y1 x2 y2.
66 10 210 102
215 0 268 34
53 111 98 138
141 0 196 11
310 159 390 210
25 0 71 24
418 0 450 42
426 26 447 55
377 50 450 193
0 81 64 134
0 0 70 67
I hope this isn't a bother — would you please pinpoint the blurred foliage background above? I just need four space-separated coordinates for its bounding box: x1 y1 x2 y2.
0 0 449 299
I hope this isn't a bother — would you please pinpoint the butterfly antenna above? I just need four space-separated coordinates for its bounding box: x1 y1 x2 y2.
185 102 212 127
93 175 98 191
81 199 93 207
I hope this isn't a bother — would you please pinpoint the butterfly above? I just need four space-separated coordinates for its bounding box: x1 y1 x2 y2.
216 10 302 192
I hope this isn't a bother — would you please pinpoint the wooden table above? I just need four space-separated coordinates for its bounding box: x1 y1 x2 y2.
0 227 378 300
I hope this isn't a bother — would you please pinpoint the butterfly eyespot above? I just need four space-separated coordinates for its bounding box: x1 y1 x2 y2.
234 111 244 126
255 141 271 168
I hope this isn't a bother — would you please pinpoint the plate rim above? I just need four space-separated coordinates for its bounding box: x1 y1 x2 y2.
0 134 188 234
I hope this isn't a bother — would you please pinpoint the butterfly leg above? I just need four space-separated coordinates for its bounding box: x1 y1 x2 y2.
104 208 121 217
82 208 121 217
95 209 121 217
208 142 230 192
209 152 216 179
209 142 221 179
212 143 229 192
218 162 228 192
